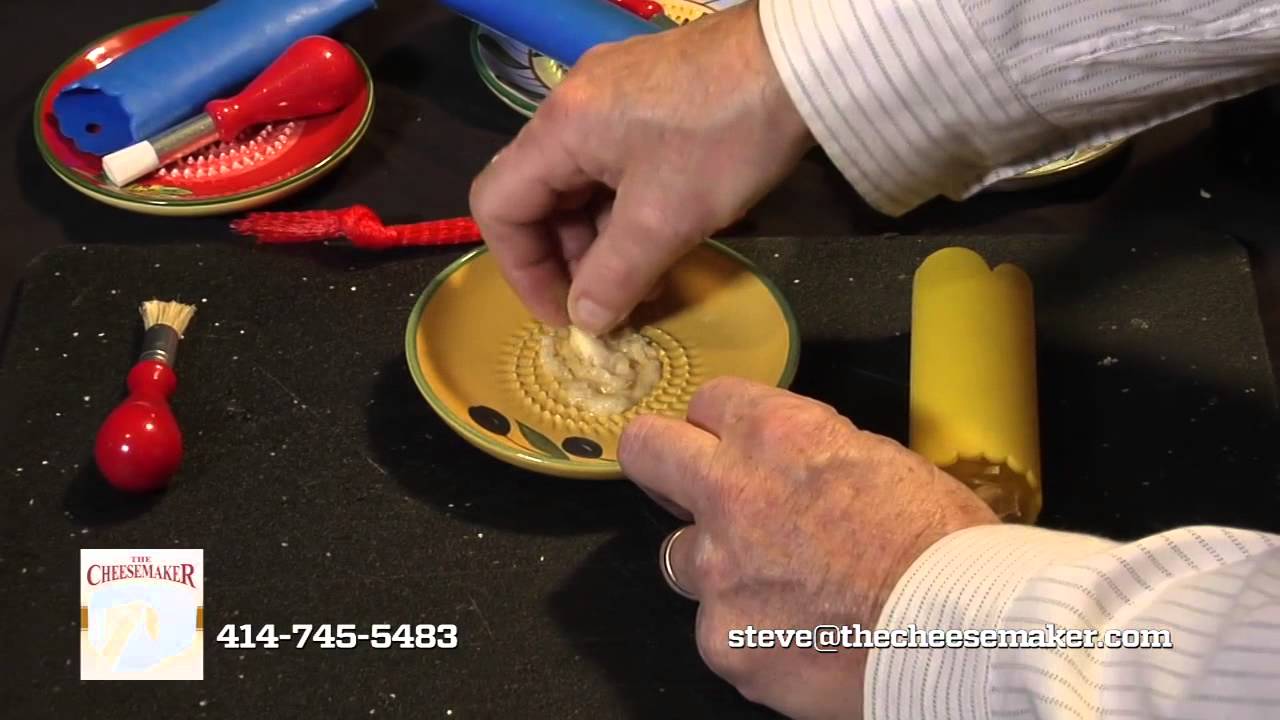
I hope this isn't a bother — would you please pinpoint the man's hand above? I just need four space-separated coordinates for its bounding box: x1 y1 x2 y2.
619 377 998 719
469 0 813 334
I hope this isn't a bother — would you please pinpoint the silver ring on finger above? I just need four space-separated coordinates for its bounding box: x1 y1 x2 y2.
660 526 698 601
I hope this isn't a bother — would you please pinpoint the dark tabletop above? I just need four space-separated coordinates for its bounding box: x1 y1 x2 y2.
3 2 1280 719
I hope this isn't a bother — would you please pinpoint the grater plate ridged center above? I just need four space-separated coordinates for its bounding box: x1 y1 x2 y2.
502 323 702 437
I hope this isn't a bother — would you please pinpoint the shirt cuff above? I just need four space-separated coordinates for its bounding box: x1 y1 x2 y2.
757 0 1066 216
863 524 1119 720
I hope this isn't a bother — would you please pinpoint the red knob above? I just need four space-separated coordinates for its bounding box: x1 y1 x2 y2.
609 0 664 19
205 36 365 142
94 360 183 493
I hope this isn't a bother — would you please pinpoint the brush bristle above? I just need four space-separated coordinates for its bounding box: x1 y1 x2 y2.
139 299 197 336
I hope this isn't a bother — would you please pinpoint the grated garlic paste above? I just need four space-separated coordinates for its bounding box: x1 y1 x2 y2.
538 326 661 415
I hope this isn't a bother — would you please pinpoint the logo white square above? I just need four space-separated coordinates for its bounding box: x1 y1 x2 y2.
79 548 204 680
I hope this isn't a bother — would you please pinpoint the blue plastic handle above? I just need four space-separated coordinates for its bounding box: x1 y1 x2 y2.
54 0 376 156
438 0 659 65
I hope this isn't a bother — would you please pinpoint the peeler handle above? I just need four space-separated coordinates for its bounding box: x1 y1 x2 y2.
437 0 660 65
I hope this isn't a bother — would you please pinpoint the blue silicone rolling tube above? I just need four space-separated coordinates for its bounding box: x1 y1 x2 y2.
53 0 376 156
438 0 659 66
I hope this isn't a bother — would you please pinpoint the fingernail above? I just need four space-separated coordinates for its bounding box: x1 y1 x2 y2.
572 296 616 334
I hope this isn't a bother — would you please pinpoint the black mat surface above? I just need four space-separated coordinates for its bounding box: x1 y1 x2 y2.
1 235 1278 718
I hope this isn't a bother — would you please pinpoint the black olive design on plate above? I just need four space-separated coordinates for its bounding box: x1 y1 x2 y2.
562 436 603 459
468 406 511 436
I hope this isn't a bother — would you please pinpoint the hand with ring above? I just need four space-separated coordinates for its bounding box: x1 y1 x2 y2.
621 377 998 718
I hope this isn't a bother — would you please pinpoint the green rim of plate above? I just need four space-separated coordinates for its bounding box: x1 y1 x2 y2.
469 25 538 118
404 240 802 473
33 12 376 209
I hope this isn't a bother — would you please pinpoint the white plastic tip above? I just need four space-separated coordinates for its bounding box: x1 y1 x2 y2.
102 141 161 187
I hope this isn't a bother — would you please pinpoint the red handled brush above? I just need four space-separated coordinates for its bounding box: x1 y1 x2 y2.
102 36 365 187
94 300 196 493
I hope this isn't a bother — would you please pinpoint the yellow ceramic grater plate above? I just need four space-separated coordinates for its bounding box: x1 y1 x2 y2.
405 241 800 479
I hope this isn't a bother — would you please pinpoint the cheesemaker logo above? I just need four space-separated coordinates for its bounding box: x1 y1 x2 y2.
80 548 204 680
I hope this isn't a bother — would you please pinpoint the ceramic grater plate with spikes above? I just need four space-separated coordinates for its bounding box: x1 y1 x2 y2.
405 241 800 479
469 0 1122 190
35 14 374 217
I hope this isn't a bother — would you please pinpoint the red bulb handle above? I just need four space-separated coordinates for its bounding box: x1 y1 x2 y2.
609 0 665 19
94 360 183 493
205 36 364 142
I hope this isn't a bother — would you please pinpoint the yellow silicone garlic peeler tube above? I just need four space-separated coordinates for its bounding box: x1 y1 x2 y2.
909 247 1042 523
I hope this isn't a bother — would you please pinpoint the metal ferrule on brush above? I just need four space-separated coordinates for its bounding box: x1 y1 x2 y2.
139 324 182 366
151 114 219 167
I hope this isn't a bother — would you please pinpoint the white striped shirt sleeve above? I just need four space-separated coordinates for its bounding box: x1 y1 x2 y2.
866 524 1280 719
758 0 1280 216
